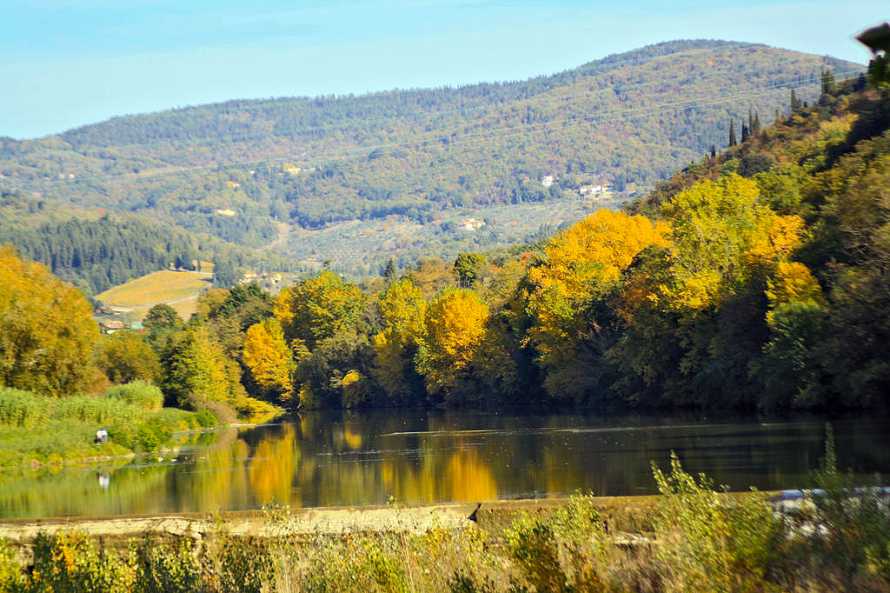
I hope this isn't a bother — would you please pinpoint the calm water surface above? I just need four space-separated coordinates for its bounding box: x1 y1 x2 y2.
2 410 889 519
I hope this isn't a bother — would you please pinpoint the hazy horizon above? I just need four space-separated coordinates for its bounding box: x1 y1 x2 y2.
3 0 884 139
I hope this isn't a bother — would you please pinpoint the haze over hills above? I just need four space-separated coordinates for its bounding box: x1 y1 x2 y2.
0 39 861 285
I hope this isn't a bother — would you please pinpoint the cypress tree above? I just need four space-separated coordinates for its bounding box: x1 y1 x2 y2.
710 145 717 159
741 123 750 143
790 89 801 113
728 119 737 147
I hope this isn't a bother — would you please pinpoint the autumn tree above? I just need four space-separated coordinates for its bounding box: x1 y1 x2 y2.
523 209 668 400
95 331 162 385
615 174 806 406
160 326 235 410
0 247 99 396
274 271 366 349
243 318 294 403
416 288 489 399
371 278 427 403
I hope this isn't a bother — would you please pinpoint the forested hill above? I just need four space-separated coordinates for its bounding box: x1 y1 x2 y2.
0 40 861 276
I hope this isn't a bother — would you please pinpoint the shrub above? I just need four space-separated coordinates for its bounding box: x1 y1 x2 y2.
132 537 203 593
504 493 607 593
213 536 272 593
787 429 890 588
0 538 22 592
28 531 131 593
651 453 782 593
105 382 164 411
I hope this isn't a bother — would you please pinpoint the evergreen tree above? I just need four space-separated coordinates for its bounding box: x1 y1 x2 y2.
820 68 836 96
453 253 486 288
728 120 738 147
212 257 239 288
382 258 397 283
790 89 802 113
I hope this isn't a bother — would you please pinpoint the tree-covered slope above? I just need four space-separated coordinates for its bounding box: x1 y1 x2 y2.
0 40 861 276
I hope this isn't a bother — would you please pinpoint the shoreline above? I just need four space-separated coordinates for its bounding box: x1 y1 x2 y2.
0 495 664 543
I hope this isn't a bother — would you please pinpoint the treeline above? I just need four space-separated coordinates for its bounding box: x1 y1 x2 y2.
0 215 200 294
202 77 890 412
2 72 888 414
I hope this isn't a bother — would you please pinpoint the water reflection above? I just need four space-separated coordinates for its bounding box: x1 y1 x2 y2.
2 411 889 519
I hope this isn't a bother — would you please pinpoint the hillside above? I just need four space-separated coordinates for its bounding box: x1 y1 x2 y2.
96 269 213 321
0 40 861 277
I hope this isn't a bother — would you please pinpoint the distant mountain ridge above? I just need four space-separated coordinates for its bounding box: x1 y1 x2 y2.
0 39 863 279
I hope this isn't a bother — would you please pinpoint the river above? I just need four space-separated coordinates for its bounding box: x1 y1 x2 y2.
2 410 888 519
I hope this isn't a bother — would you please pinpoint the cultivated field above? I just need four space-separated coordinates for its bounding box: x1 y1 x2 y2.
96 269 213 320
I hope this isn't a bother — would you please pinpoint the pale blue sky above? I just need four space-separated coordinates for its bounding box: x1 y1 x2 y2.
2 0 885 139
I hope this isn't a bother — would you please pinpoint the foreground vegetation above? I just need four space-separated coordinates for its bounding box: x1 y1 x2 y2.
1 449 888 592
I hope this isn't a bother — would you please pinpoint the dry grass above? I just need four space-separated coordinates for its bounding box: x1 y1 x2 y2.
96 270 213 320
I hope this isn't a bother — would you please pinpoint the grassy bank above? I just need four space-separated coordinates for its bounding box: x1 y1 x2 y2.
0 384 216 469
1 454 889 592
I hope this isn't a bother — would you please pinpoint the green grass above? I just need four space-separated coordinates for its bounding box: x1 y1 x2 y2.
0 386 216 469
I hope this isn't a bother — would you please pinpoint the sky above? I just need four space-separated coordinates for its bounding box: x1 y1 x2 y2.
2 0 885 139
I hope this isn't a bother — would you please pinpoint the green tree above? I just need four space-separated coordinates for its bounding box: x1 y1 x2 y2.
371 278 427 403
160 326 232 409
453 253 486 288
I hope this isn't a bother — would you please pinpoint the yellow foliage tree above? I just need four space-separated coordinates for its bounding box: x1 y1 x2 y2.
242 318 294 402
416 289 488 397
765 261 825 325
371 279 427 402
0 247 99 396
273 271 366 349
658 174 804 311
523 210 669 398
95 331 161 385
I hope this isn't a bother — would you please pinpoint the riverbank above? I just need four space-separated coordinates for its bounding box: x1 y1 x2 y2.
0 496 660 544
1 457 888 592
0 385 284 471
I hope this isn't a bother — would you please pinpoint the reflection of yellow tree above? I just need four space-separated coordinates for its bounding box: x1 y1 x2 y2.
189 429 250 512
378 443 498 504
248 424 300 506
444 448 497 502
342 423 363 450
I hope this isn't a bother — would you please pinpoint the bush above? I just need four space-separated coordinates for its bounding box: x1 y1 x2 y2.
29 532 131 593
786 429 890 588
105 381 164 411
504 493 607 593
0 538 22 592
651 453 782 593
132 537 203 593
